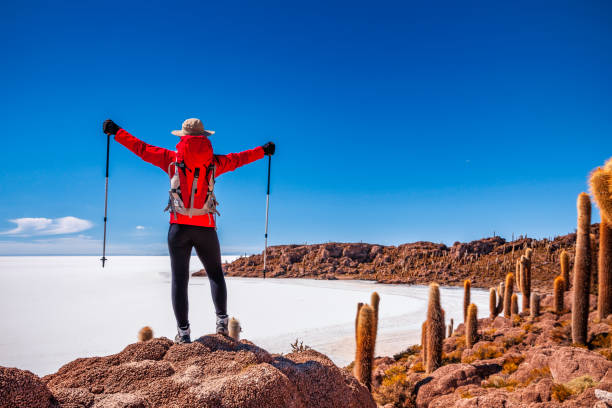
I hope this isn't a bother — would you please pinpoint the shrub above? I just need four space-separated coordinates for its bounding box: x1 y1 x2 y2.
502 355 524 374
290 339 311 353
503 333 525 349
522 366 552 386
393 345 421 361
551 383 572 402
462 343 503 363
482 375 518 391
373 364 416 408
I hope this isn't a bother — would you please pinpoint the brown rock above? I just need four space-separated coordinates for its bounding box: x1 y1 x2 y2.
39 335 374 408
548 346 612 383
0 366 57 408
415 361 502 408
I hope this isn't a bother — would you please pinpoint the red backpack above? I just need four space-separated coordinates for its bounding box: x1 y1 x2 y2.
164 136 220 219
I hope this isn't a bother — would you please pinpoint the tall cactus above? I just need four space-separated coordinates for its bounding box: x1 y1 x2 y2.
355 302 364 343
590 163 612 320
503 273 514 318
591 233 599 293
426 283 444 374
466 303 478 348
572 193 592 345
530 293 540 318
496 282 505 316
516 259 522 292
511 293 519 316
520 255 531 312
554 276 565 314
421 320 428 363
560 250 570 292
447 318 454 338
354 304 375 390
489 288 498 319
371 292 380 345
463 279 471 323
599 219 612 319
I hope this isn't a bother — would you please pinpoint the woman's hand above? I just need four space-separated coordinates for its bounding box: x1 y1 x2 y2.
263 142 275 156
103 119 121 135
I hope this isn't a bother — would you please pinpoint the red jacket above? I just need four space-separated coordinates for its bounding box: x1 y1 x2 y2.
115 128 264 227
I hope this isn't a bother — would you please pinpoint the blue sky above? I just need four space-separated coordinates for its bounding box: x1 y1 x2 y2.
0 1 611 255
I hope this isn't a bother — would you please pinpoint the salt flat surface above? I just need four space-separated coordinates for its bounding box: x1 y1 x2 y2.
0 256 490 376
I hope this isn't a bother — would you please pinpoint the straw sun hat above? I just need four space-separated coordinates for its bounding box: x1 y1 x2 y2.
171 118 215 137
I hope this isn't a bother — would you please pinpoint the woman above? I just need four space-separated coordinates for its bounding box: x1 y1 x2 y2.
103 118 275 343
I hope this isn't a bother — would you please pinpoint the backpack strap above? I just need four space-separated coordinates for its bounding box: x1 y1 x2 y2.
187 167 200 218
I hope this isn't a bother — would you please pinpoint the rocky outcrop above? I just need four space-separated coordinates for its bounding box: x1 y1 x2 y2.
372 297 612 408
219 226 601 289
0 367 57 408
2 336 374 408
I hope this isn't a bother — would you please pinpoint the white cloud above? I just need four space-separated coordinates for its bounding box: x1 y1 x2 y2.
0 217 93 236
0 235 168 256
135 225 145 230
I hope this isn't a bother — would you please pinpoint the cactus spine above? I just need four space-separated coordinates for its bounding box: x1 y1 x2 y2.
530 293 540 318
489 288 498 319
421 320 428 362
572 193 592 345
599 218 612 320
466 303 478 348
355 302 364 342
520 255 531 312
590 163 612 320
496 282 505 316
511 293 519 316
354 304 375 390
463 279 471 323
426 283 444 374
553 276 565 314
371 292 380 344
516 259 522 292
503 273 514 318
560 250 570 292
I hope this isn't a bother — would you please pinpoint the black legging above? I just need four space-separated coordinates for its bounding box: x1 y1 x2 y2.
167 223 227 329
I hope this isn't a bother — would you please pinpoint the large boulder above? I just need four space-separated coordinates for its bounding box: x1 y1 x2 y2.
0 366 57 408
41 335 374 408
415 360 502 408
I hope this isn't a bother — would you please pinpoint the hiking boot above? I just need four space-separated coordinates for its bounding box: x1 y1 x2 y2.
174 325 191 344
216 315 229 336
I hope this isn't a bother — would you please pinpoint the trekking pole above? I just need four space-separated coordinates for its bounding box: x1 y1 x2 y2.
101 132 111 267
263 155 271 279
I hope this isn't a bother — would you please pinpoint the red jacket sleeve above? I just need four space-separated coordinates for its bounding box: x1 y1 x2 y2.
214 146 265 176
114 129 175 172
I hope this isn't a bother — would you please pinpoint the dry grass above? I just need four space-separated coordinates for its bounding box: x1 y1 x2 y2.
482 375 519 391
373 364 416 408
462 343 503 363
551 375 598 402
501 355 524 374
410 361 425 373
502 333 525 349
394 345 421 361
442 349 462 364
551 383 572 402
522 366 552 386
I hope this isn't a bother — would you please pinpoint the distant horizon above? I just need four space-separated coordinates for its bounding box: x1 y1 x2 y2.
0 222 585 257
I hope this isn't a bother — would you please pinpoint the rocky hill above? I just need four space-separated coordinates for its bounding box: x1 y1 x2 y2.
215 225 600 290
0 335 374 408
